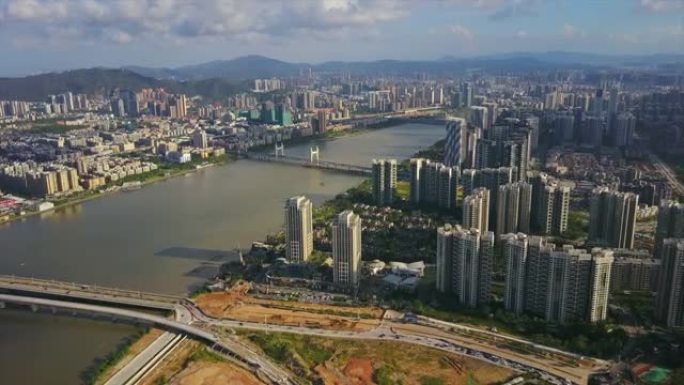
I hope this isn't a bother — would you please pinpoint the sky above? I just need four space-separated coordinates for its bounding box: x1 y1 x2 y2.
0 0 682 76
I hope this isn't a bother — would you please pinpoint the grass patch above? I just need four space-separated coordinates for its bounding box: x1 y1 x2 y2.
81 328 148 385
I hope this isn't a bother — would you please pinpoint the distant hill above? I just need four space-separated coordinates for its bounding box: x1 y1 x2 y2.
123 52 684 81
125 55 306 81
0 68 246 101
3 52 683 101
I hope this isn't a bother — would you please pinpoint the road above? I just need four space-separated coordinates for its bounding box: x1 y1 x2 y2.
104 332 180 385
182 302 598 385
1 278 605 385
649 151 684 196
0 294 296 385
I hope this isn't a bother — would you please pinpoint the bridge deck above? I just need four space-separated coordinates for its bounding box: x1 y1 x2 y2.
0 275 182 310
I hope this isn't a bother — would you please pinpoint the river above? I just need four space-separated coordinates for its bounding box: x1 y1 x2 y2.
0 123 445 385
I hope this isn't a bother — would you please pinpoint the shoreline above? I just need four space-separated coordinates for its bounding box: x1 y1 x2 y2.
0 125 379 226
1 119 443 227
0 161 219 226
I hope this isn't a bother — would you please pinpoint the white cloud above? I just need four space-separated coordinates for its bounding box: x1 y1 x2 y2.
562 23 585 39
516 29 528 38
639 0 684 12
450 24 474 40
0 0 409 44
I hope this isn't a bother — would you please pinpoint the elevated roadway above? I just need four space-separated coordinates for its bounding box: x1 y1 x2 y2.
1 277 604 385
0 294 295 385
0 275 181 310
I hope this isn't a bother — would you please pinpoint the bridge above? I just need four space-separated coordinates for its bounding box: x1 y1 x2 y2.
1 276 602 385
0 291 295 385
0 275 182 310
245 144 372 176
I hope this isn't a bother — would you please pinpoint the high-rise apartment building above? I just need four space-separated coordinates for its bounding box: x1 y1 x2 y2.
372 159 397 206
496 182 532 235
611 257 660 292
436 225 493 307
479 167 514 230
522 240 614 323
192 129 208 149
284 196 313 262
409 159 459 210
656 239 684 327
463 188 490 233
454 227 493 307
444 118 466 168
655 201 684 258
332 210 362 290
530 172 570 235
610 112 635 147
588 188 638 249
436 225 455 293
409 158 425 204
502 233 528 314
468 106 488 131
587 249 614 323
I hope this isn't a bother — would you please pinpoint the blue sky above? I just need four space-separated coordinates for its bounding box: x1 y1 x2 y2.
0 0 682 76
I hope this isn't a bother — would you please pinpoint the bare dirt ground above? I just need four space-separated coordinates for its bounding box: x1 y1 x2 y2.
342 358 374 385
138 340 264 385
168 361 264 385
95 328 164 385
324 339 513 385
195 286 383 331
244 331 514 385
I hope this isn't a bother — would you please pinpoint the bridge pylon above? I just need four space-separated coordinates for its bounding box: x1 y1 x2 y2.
274 142 284 157
310 146 320 164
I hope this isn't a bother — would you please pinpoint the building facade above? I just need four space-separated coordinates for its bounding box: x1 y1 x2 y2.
372 159 397 206
588 188 638 249
332 210 362 290
284 196 313 262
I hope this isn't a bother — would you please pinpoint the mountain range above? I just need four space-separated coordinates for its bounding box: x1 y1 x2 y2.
2 52 683 101
124 52 684 81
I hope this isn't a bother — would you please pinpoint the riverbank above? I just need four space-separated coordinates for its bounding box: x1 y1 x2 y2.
0 156 231 226
2 119 421 227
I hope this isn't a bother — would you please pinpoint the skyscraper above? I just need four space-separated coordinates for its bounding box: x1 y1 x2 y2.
588 249 614 323
656 239 684 327
444 117 466 168
409 158 425 204
502 233 528 314
461 169 478 197
284 196 313 262
655 201 684 258
610 112 635 147
480 167 514 231
436 224 455 293
523 241 613 323
524 236 555 317
496 182 532 235
468 106 488 131
588 188 638 249
462 82 473 107
332 210 362 290
409 159 458 209
372 159 397 206
451 226 494 307
192 129 208 149
545 246 600 323
463 188 490 233
530 172 570 235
